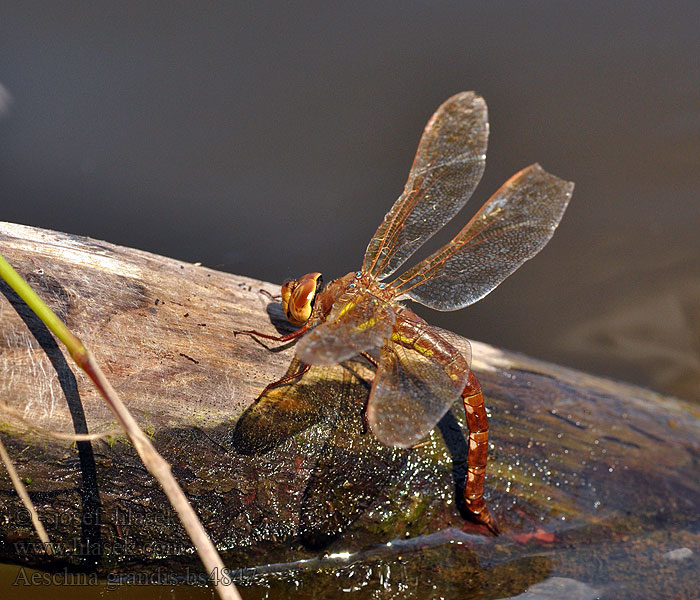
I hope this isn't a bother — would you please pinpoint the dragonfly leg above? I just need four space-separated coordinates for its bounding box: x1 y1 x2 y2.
462 370 500 535
257 361 311 397
259 289 281 301
360 351 379 369
234 321 312 343
359 351 380 433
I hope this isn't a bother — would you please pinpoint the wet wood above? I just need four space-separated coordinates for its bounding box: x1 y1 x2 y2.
0 222 698 597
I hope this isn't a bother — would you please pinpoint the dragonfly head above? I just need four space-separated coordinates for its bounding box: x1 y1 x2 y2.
281 272 323 326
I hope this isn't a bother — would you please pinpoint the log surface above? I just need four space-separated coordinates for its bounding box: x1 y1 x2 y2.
1 222 699 597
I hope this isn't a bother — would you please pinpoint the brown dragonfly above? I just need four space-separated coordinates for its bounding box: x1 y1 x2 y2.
236 92 574 535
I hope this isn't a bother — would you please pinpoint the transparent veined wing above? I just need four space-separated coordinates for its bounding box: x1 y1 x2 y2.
299 367 408 548
388 163 574 310
231 357 343 455
232 356 408 548
367 341 464 448
362 92 488 280
429 326 473 371
296 291 395 365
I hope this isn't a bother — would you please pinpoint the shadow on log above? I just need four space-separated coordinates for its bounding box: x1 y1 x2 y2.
1 222 699 598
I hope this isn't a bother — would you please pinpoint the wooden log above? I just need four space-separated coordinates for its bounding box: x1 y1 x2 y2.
0 222 698 596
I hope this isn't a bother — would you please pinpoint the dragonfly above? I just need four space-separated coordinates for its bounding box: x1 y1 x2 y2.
235 91 574 535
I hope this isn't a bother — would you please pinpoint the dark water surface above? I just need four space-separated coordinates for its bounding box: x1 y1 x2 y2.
1 3 698 598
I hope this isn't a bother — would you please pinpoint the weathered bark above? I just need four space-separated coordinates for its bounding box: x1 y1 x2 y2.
1 222 698 597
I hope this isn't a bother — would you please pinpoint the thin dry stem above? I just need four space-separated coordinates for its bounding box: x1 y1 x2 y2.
82 350 242 600
2 403 120 442
0 435 54 555
0 252 241 600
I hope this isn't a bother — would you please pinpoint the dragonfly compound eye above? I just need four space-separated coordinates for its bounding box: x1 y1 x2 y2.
282 272 322 326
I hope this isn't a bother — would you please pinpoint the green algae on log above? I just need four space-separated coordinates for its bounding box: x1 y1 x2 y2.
0 222 698 598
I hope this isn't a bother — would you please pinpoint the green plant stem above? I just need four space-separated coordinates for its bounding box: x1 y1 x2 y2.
0 252 241 600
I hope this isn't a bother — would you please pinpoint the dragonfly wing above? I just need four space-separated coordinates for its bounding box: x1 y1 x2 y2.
362 92 488 280
296 291 395 365
389 163 574 310
367 342 462 448
233 356 408 548
299 364 409 548
231 357 343 455
429 326 472 371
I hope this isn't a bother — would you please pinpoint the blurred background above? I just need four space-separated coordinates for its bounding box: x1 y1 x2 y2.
1 2 698 402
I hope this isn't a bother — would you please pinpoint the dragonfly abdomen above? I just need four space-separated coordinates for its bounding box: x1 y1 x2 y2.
392 309 470 387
